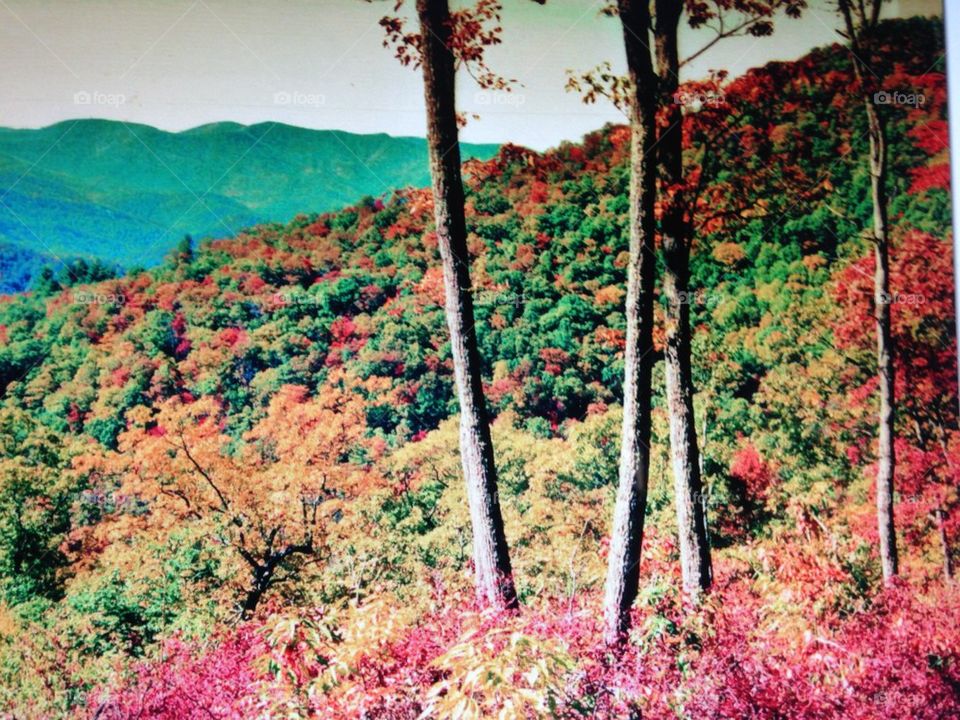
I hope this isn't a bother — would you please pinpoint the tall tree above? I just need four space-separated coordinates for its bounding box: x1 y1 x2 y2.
651 0 807 602
601 0 659 646
379 0 518 609
835 230 958 585
654 0 714 598
570 0 804 637
837 0 898 584
417 0 516 611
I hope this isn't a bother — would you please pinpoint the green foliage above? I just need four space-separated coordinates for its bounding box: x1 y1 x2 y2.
0 410 80 607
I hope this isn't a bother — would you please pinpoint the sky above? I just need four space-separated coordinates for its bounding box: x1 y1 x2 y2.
0 0 944 151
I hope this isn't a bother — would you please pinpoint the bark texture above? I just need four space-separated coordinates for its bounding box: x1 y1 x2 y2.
416 0 517 610
654 0 712 598
602 0 659 646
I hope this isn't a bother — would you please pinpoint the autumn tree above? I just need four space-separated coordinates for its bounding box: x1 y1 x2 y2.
654 0 804 603
836 0 898 583
376 0 518 610
109 379 368 617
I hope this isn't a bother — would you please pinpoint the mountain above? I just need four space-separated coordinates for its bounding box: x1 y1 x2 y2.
0 243 56 294
0 120 499 292
0 17 956 720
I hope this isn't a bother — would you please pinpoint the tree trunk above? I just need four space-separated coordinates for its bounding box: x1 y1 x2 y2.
839 0 899 584
865 99 899 584
602 0 658 646
935 505 954 583
241 566 270 619
936 427 955 583
654 0 712 599
239 542 312 619
416 0 517 611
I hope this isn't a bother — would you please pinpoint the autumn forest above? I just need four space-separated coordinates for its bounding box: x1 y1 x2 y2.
0 1 957 718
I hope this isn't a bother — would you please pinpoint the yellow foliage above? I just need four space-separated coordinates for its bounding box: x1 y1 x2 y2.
711 242 746 266
0 604 18 640
95 373 377 609
756 280 783 304
594 284 624 306
421 614 578 720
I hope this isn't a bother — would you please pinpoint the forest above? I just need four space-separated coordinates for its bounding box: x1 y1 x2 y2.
0 2 957 719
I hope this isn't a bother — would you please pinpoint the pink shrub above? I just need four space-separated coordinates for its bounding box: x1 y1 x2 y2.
85 627 265 720
85 582 960 720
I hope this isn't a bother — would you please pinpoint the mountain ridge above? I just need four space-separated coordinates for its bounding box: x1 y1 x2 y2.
0 120 500 293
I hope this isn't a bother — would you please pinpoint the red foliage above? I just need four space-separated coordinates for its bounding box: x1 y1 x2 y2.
486 376 521 404
110 367 131 388
87 581 959 720
529 180 548 204
729 443 774 500
218 327 248 349
86 628 266 720
539 347 570 377
240 275 267 295
66 403 83 432
172 311 191 359
329 317 357 345
910 163 950 194
305 220 330 237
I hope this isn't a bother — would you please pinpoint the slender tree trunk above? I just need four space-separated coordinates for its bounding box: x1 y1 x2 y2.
416 0 517 611
935 505 954 582
839 0 899 583
654 0 712 598
869 102 898 582
936 427 955 582
602 0 658 646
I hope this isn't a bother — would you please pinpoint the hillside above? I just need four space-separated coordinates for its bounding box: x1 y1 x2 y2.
0 121 498 292
0 17 956 720
0 242 56 294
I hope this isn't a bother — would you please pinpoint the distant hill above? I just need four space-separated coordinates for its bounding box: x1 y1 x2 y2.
0 243 54 294
0 120 499 292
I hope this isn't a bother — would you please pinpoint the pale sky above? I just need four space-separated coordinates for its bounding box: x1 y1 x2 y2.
0 0 943 150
